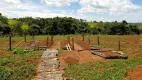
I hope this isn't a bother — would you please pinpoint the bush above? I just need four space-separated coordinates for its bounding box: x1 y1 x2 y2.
13 48 34 54
13 48 25 54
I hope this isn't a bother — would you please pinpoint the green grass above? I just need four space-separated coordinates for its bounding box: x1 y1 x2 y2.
0 65 36 80
65 57 142 80
0 49 43 80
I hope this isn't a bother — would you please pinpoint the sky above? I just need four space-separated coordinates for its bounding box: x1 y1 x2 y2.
0 0 142 22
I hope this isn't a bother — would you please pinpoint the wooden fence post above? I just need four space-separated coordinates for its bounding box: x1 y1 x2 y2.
97 36 100 46
51 35 53 44
32 34 34 41
118 40 121 51
46 36 49 47
88 38 90 44
24 35 26 42
67 36 70 44
72 38 74 50
82 34 84 41
9 34 12 51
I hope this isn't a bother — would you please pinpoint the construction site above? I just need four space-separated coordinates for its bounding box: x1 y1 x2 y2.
15 35 130 80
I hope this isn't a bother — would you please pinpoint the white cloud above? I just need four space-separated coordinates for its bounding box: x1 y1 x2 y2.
4 0 20 4
42 0 78 7
0 0 77 19
0 0 35 10
4 10 76 18
78 0 140 15
0 0 142 22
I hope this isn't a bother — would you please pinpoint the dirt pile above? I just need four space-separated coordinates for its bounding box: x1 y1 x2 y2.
59 50 103 70
60 40 69 48
75 40 90 50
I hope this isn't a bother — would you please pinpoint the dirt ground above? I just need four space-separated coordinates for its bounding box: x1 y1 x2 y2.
59 50 103 70
1 35 142 80
49 41 61 49
60 40 69 48
59 40 104 70
25 58 41 65
126 65 142 80
75 40 90 50
0 50 8 54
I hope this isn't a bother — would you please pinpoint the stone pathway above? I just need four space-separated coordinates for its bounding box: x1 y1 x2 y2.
33 49 64 80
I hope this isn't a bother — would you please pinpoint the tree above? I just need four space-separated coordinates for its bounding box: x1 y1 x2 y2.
11 22 23 36
0 24 11 34
0 13 10 35
122 20 128 25
129 25 141 34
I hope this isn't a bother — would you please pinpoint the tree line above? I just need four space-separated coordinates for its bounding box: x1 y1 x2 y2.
0 13 142 36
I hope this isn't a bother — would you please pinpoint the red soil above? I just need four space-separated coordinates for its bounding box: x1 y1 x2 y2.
59 50 103 70
25 58 41 64
60 40 69 48
49 41 61 49
0 50 8 54
75 40 90 50
38 40 53 47
126 65 142 80
7 66 18 69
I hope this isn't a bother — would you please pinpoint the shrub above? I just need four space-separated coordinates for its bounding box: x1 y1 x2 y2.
13 48 25 54
13 48 34 54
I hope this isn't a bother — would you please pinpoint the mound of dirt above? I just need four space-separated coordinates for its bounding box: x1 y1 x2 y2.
60 40 69 48
78 50 103 63
59 51 79 67
59 50 103 70
126 65 142 80
74 43 83 51
75 40 90 50
64 57 79 65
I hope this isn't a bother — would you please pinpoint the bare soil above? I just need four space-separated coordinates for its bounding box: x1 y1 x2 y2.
74 43 83 51
7 66 18 69
0 50 8 54
59 50 103 70
25 58 41 65
75 40 90 50
38 40 54 48
60 40 69 48
126 65 142 80
49 41 61 49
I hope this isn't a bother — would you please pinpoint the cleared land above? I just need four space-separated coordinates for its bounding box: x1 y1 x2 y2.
0 35 142 80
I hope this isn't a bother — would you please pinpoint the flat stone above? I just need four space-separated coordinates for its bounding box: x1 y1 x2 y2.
34 49 63 80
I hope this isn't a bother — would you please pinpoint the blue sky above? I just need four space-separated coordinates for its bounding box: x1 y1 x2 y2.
0 0 142 22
